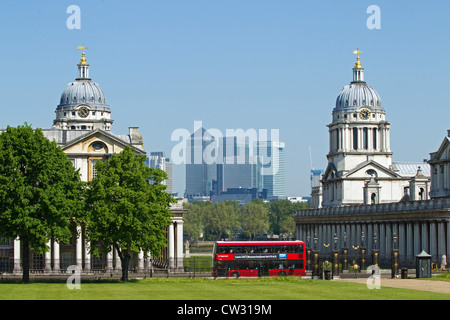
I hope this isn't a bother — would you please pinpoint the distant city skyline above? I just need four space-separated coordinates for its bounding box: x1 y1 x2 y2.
1 1 449 197
184 126 285 200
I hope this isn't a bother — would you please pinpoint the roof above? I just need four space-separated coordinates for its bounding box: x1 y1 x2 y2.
41 128 145 153
57 79 110 112
334 82 384 113
391 162 430 177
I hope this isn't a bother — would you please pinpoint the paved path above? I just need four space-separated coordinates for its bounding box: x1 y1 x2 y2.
338 278 450 294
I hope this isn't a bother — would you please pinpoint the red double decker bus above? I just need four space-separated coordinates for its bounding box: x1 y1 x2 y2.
213 241 306 278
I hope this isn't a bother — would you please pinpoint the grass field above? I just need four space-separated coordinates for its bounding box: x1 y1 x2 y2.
0 277 448 300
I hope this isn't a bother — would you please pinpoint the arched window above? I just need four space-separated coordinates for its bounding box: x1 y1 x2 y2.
419 188 425 200
371 193 377 205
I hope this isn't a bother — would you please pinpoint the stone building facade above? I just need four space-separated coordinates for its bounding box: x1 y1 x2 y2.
296 52 449 268
0 48 185 275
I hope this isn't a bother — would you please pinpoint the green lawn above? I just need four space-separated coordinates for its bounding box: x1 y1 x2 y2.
0 277 448 300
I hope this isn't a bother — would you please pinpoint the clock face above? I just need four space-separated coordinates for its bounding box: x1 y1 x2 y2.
359 109 370 120
78 106 90 118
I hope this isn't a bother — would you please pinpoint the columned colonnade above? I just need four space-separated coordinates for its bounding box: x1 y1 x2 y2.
296 198 450 267
11 215 185 274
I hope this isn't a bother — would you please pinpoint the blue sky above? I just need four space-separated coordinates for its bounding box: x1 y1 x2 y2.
0 0 449 197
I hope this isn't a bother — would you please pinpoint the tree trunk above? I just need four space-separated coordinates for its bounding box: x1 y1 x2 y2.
21 236 30 283
120 253 130 282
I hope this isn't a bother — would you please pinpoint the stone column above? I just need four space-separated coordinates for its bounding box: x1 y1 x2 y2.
438 221 446 265
168 223 175 270
115 248 122 273
44 241 52 272
413 222 421 256
406 222 414 260
84 239 91 273
53 241 60 272
398 223 406 259
13 237 21 274
429 222 437 260
447 219 450 268
421 222 429 254
76 226 83 270
106 249 113 273
176 220 184 270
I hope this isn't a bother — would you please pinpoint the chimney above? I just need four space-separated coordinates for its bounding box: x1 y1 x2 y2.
129 127 144 148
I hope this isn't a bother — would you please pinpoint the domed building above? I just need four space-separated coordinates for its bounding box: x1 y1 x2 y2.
297 51 450 271
317 50 430 208
2 47 186 276
42 47 146 183
53 49 113 131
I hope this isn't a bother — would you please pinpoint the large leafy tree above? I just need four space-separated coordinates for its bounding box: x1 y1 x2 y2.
241 200 270 240
0 124 83 283
183 201 210 241
204 201 241 241
84 146 174 282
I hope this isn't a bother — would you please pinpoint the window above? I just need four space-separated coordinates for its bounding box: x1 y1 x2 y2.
91 160 98 180
89 157 103 181
419 188 425 200
353 128 358 150
335 129 340 151
373 128 377 150
92 142 104 151
363 127 368 149
61 253 73 270
370 193 378 205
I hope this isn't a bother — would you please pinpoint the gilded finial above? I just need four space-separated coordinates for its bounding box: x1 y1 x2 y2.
77 44 89 65
352 48 363 69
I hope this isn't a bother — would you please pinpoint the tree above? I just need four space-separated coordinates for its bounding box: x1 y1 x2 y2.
0 124 83 283
183 201 210 241
268 200 292 234
204 201 240 240
241 200 270 240
268 200 309 235
84 146 174 282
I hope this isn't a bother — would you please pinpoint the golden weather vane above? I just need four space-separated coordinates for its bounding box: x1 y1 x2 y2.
77 44 88 53
77 44 89 64
352 48 363 68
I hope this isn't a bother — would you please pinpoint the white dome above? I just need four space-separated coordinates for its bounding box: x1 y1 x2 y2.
57 79 110 111
334 81 383 112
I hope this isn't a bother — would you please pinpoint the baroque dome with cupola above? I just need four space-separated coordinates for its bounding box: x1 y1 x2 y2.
53 46 113 131
333 49 384 114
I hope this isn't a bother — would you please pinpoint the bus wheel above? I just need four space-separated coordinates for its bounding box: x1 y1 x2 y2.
278 271 287 277
230 272 239 278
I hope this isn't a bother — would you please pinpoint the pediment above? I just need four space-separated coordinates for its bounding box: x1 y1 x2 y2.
344 160 401 179
322 163 338 181
430 137 450 162
61 129 145 155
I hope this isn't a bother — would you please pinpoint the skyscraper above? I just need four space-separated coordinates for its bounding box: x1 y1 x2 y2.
184 128 286 201
146 152 173 194
185 128 217 199
258 141 286 199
